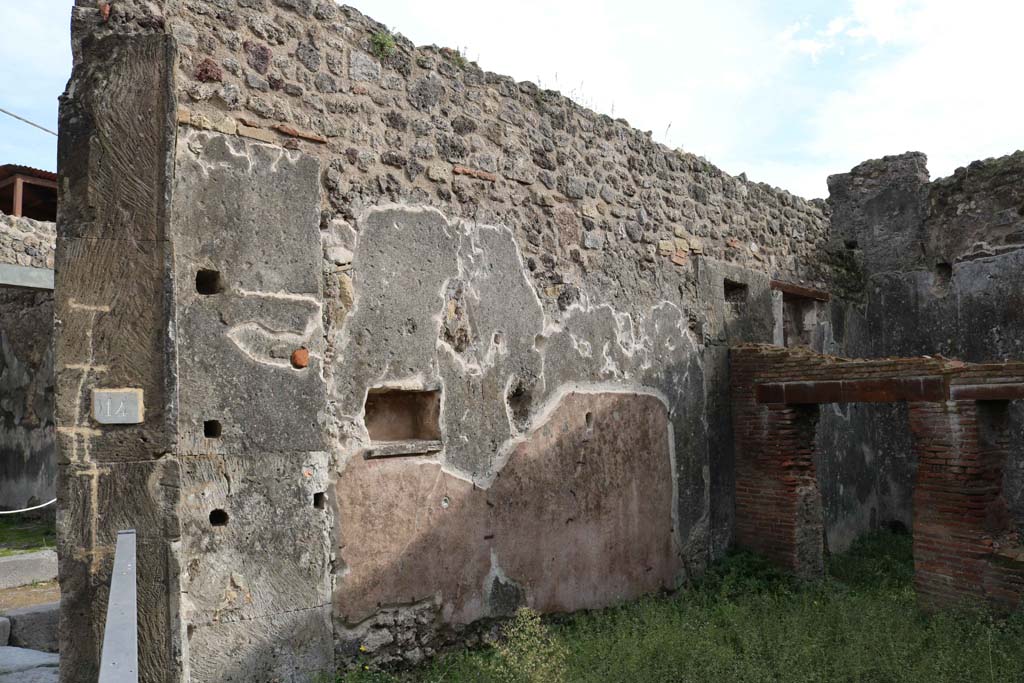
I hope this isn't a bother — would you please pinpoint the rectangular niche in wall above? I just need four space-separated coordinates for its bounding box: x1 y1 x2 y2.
723 279 749 319
770 280 830 352
782 293 820 349
363 388 443 459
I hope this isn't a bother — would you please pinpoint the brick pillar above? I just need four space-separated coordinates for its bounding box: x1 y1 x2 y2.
732 352 824 577
910 400 1023 612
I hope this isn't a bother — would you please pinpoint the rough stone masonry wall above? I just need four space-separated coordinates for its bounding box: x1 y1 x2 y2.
0 212 55 511
0 211 56 270
821 151 1024 552
57 1 831 681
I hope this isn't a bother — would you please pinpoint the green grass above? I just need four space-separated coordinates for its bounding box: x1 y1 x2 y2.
0 515 56 557
340 531 1024 683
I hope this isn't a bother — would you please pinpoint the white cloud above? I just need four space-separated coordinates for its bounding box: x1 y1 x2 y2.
843 0 919 44
803 0 1024 187
778 21 834 61
367 0 806 184
2 1 1020 197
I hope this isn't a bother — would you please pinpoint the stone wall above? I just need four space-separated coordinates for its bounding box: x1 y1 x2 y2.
0 211 56 270
822 151 1024 551
0 212 55 511
55 1 1024 681
57 2 833 681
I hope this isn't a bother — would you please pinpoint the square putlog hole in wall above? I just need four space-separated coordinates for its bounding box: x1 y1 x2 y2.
363 388 443 459
196 269 224 295
203 420 222 438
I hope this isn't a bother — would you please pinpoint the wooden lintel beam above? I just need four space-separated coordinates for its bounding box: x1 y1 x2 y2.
756 376 946 404
950 383 1024 401
770 279 830 302
19 176 58 190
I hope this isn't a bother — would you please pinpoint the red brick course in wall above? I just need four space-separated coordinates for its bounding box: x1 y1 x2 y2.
731 344 1024 612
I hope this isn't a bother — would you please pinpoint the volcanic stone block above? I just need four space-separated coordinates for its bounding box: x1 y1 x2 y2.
171 130 325 455
57 33 175 244
4 603 58 653
54 239 171 462
178 452 332 625
56 460 180 682
186 605 333 683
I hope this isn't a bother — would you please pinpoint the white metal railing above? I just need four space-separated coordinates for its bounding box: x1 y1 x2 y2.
97 529 138 683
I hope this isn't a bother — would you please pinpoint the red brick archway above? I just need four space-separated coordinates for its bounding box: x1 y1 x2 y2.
731 345 1024 612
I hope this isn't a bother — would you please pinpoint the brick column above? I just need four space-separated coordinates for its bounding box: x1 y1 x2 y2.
910 400 1023 612
732 352 824 577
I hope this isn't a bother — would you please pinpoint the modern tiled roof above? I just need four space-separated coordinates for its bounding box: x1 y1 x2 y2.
0 164 57 183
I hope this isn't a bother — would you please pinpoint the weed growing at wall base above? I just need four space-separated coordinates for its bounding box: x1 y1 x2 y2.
340 531 1024 682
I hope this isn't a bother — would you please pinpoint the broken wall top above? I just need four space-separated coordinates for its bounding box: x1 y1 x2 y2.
827 150 1024 272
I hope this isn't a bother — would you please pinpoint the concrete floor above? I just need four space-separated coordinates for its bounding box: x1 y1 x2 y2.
0 646 58 682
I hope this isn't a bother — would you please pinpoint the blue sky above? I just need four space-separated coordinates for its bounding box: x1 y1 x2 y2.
1 0 1020 198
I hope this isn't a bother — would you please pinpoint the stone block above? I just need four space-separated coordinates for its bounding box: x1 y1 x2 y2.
582 231 605 250
187 605 333 683
350 50 381 82
0 646 58 675
179 452 332 625
5 603 59 653
0 551 57 590
56 460 179 680
171 130 325 455
0 667 58 683
58 34 175 244
54 238 171 462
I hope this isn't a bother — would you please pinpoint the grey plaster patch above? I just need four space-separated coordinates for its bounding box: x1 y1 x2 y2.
484 551 525 617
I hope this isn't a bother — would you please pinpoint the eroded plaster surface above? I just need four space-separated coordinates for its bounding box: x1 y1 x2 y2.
335 390 678 626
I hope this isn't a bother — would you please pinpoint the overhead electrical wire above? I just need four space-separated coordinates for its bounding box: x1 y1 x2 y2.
0 106 57 137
